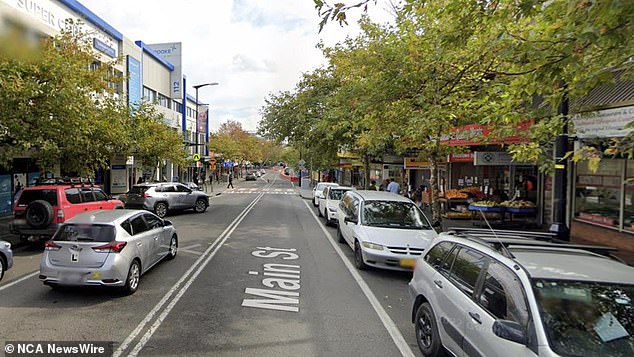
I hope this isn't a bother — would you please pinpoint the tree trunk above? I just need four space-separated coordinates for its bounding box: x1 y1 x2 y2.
363 155 371 190
429 152 441 224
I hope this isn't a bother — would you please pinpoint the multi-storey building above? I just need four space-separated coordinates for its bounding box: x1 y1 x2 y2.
0 0 211 217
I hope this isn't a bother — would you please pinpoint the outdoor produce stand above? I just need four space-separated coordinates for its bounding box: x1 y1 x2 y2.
468 202 506 226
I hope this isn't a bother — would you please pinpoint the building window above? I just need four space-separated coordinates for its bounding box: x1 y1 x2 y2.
143 86 156 102
173 101 183 113
158 94 170 109
574 159 624 230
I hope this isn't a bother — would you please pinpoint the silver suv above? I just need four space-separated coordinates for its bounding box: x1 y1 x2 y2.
121 183 209 218
409 228 634 357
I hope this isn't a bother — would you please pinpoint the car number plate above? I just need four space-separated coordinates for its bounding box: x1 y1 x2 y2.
60 272 85 284
400 259 417 268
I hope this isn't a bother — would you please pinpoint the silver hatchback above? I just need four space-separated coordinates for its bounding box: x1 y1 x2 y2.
40 210 177 294
0 240 13 282
121 182 209 218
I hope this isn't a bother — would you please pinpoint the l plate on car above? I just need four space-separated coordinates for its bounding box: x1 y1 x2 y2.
400 258 416 268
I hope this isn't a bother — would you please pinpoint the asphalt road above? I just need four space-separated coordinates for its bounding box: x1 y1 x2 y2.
0 172 422 357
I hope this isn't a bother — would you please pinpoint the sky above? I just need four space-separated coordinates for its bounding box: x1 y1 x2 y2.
79 0 394 133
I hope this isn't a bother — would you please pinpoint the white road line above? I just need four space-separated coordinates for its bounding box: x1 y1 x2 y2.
0 271 39 292
129 192 266 356
302 200 415 357
114 194 264 357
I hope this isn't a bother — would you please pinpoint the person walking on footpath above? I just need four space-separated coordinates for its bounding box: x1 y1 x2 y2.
387 178 400 194
227 171 234 189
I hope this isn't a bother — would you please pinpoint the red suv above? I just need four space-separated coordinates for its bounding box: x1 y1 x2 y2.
10 184 124 242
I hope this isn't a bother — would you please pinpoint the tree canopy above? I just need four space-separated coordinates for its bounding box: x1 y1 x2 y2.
0 28 186 176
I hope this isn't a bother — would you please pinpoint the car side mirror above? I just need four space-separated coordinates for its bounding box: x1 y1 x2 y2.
492 320 527 345
344 216 358 225
163 220 173 226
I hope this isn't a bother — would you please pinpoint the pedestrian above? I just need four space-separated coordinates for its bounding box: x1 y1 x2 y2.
14 175 22 194
200 173 206 191
193 171 199 186
369 180 377 191
227 171 234 189
387 178 400 194
209 172 214 185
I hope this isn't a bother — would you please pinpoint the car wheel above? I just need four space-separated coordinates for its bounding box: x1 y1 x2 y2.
313 198 318 207
415 302 446 357
154 202 168 218
166 235 178 260
337 226 346 244
318 206 323 217
0 255 5 281
122 260 141 295
354 241 367 270
194 199 207 213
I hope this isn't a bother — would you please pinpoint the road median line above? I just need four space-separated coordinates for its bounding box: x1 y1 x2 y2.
114 192 265 357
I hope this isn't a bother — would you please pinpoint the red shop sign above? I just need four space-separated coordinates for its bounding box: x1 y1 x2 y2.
448 153 474 162
441 120 533 146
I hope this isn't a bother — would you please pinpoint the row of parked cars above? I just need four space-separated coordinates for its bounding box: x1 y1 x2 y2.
3 179 211 293
311 182 634 357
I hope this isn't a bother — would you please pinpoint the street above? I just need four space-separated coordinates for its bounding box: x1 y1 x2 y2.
0 172 421 357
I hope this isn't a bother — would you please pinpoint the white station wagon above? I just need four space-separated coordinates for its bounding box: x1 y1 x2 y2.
336 190 437 271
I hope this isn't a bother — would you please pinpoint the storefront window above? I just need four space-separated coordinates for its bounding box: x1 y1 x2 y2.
574 160 623 229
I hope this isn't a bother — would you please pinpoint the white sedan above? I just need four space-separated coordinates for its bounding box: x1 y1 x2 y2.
318 186 354 226
336 191 437 271
312 182 338 206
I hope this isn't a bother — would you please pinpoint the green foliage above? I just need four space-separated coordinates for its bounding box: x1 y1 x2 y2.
211 120 283 164
0 29 188 176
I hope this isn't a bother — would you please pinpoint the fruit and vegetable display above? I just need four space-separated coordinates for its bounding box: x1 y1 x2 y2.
499 200 536 208
444 189 468 199
470 200 499 207
443 211 473 219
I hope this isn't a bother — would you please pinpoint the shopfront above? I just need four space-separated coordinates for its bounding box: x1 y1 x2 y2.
571 105 634 248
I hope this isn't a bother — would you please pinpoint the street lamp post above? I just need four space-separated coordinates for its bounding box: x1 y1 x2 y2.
193 82 218 190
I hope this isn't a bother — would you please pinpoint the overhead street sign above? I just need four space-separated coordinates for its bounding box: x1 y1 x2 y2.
193 153 201 161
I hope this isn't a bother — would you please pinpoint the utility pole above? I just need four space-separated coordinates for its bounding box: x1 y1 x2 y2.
550 81 570 241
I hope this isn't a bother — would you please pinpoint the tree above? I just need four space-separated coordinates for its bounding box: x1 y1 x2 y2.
0 28 187 176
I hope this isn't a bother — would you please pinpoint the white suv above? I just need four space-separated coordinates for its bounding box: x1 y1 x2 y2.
408 228 634 357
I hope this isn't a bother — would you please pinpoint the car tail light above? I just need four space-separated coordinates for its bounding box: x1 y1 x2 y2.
44 241 62 251
143 193 151 198
92 241 127 253
57 209 65 222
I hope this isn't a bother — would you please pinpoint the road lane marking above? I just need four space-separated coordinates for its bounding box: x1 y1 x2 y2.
0 271 39 292
242 248 301 312
114 192 265 357
127 192 266 357
302 200 416 357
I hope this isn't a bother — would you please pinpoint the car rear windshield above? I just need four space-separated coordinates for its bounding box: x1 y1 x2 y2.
128 186 149 194
362 201 431 229
329 189 348 200
53 224 116 242
533 279 634 356
16 189 58 207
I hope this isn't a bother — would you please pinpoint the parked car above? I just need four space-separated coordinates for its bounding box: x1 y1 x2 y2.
336 191 437 271
120 182 209 218
408 228 634 357
245 172 257 181
312 182 338 206
0 240 13 282
10 183 124 242
40 210 177 294
318 186 354 226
